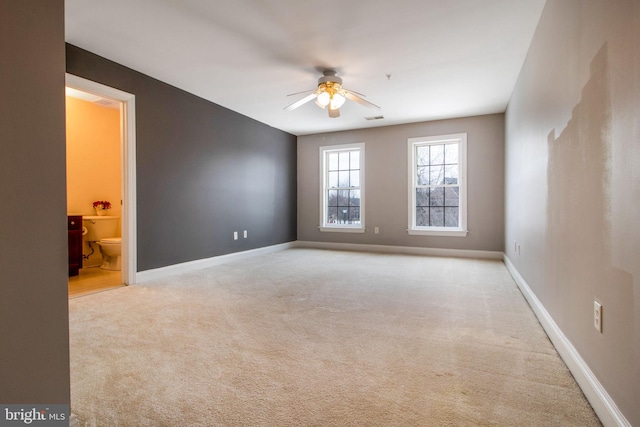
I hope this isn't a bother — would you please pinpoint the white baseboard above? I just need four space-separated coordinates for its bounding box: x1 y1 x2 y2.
503 255 631 427
136 242 296 283
295 240 504 260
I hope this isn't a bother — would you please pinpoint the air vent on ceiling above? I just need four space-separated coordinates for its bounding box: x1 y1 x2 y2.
364 115 384 121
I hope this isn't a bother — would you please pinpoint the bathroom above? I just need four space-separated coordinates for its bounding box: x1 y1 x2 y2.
66 88 123 296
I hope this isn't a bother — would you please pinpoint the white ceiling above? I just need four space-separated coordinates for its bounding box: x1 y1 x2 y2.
65 0 546 136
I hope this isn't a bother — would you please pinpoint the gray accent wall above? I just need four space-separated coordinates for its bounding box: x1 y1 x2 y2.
66 45 297 272
505 0 639 424
298 114 504 252
0 0 70 404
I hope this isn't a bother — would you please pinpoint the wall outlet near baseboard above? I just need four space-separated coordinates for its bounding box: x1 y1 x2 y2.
233 231 238 240
243 230 247 238
374 227 379 234
594 301 603 333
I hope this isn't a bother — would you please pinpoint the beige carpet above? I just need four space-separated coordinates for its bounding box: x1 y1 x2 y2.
69 248 601 426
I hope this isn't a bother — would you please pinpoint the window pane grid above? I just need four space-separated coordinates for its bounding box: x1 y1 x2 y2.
413 141 460 229
324 147 362 226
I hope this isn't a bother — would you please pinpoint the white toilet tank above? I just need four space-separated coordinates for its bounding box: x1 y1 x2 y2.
83 216 120 241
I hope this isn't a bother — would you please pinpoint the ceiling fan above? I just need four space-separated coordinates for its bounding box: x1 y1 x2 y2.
284 70 380 118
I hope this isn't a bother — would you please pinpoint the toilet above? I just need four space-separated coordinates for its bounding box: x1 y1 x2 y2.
97 237 122 270
82 216 122 271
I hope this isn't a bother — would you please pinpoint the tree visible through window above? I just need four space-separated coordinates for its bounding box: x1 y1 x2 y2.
416 143 459 227
320 143 365 232
408 134 467 236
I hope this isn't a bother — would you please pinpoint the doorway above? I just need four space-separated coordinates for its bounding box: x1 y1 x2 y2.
65 74 137 293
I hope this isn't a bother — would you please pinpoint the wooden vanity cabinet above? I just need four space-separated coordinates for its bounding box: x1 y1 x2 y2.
68 215 83 276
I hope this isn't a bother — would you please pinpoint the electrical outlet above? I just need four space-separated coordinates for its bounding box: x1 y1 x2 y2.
594 301 602 333
243 230 247 238
374 227 379 234
233 231 238 241
517 243 521 255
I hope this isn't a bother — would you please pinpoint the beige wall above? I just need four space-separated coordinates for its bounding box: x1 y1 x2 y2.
505 0 639 424
0 0 69 405
66 96 122 219
298 114 505 252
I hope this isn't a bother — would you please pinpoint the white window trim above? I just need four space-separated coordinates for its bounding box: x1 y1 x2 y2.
319 143 365 233
407 133 468 237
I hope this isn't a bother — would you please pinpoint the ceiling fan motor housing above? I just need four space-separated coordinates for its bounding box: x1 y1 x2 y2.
318 70 343 86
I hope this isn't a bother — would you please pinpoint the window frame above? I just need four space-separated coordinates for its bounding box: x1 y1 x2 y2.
407 133 468 237
319 143 365 233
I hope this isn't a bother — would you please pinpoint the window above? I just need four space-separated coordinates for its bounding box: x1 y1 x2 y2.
408 133 467 236
319 143 365 233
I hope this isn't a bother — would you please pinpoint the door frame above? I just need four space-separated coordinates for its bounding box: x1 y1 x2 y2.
66 74 137 285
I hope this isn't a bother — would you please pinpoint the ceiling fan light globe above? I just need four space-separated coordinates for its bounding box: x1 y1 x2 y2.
316 91 330 106
330 93 346 109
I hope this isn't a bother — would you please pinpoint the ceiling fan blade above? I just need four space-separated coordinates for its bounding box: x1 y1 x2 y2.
342 87 367 97
284 93 317 111
286 88 315 97
344 91 381 109
328 107 340 118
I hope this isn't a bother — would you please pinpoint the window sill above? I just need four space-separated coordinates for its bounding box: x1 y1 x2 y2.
320 226 366 233
408 228 468 237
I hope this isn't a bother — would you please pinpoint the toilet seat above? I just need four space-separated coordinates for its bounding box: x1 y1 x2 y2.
100 237 121 244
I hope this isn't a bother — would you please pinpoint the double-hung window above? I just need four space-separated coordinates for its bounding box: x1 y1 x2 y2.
408 133 467 236
319 143 365 233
